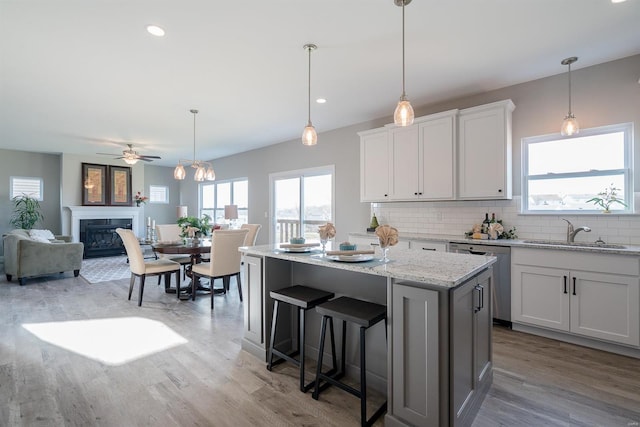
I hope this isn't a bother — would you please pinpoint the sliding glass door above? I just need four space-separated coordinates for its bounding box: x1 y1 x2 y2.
270 166 334 243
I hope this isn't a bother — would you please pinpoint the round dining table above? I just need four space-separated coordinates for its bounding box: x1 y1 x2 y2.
152 240 212 299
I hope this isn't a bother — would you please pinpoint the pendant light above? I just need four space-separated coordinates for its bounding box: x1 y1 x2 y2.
393 0 414 127
560 56 579 136
173 109 216 181
302 43 318 146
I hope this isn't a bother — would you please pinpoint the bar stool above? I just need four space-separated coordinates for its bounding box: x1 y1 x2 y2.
312 296 387 427
267 285 336 392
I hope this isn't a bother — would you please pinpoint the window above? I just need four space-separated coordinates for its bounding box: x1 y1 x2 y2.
10 176 43 200
148 185 169 204
200 178 248 225
522 123 633 213
270 166 334 243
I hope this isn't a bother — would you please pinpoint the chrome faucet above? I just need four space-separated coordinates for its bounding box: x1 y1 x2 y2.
562 218 591 243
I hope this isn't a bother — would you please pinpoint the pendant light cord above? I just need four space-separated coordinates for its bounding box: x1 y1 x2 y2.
307 46 312 125
567 62 572 116
191 109 198 162
401 0 406 98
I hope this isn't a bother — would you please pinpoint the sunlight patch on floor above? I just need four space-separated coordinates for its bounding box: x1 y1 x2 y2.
22 317 188 366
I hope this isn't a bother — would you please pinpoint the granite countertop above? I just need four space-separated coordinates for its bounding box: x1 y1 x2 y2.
240 244 496 288
348 231 640 256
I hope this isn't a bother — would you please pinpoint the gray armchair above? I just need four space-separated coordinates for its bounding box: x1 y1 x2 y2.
3 229 84 285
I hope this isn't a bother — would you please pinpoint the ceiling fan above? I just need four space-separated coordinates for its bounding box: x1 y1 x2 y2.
97 143 161 165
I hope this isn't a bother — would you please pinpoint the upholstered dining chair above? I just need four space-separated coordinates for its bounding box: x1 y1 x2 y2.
240 223 262 246
155 224 192 279
190 229 248 309
116 228 181 307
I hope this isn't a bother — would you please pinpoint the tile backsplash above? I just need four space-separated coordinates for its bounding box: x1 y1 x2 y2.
372 194 640 245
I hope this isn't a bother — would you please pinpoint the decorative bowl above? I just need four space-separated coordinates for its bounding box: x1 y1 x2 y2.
339 242 357 251
290 237 306 244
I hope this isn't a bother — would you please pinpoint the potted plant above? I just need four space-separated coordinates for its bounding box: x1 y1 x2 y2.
176 214 212 238
10 194 44 230
586 184 627 213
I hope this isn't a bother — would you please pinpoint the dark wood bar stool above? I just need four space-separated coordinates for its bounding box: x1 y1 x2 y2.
267 285 336 392
312 296 387 427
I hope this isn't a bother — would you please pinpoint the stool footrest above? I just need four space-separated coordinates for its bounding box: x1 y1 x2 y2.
268 348 301 368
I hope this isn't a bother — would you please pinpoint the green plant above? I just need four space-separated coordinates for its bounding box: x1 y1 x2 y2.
10 194 44 230
176 214 212 237
586 184 627 212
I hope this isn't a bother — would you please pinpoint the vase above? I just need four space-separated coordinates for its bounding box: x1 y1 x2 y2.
135 201 141 207
379 245 390 263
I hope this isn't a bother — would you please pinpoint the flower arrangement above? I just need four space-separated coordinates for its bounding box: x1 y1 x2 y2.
177 214 212 238
134 191 148 206
586 183 627 213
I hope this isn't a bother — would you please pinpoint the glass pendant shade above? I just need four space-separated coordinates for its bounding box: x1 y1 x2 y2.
394 97 414 127
561 114 579 136
302 122 317 146
205 167 216 181
173 164 186 180
194 165 206 182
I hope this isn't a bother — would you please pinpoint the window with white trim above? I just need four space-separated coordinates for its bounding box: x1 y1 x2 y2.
522 123 633 213
200 178 248 225
10 176 43 200
149 185 169 204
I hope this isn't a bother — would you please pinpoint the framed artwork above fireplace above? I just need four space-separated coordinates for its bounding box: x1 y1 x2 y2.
82 163 132 206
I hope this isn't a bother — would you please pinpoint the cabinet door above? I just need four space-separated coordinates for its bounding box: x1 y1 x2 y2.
409 240 448 252
451 280 475 424
242 255 264 346
359 129 390 202
570 272 640 346
511 265 570 331
389 125 420 200
419 114 455 200
458 100 514 200
392 283 440 427
474 274 492 386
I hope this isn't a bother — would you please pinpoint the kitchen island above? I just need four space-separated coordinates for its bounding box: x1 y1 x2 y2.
239 244 496 427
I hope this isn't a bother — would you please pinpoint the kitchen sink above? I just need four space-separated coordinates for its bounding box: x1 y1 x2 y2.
522 240 627 249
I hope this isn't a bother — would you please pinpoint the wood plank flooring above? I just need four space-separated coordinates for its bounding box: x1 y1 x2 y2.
1 272 639 426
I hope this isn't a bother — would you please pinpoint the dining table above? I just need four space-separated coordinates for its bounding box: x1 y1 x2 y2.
152 240 212 299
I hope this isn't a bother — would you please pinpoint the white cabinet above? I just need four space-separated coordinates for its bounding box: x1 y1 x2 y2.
359 110 457 202
348 233 409 250
458 99 514 200
359 128 390 202
408 239 448 252
512 248 640 347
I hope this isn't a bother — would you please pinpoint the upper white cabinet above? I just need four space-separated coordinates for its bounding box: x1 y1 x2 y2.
359 109 457 202
458 99 515 200
359 128 390 202
359 100 512 202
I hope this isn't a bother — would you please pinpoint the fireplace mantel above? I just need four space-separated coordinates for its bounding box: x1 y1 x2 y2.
67 206 140 242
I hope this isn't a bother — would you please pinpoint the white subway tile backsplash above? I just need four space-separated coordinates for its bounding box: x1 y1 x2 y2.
371 195 640 245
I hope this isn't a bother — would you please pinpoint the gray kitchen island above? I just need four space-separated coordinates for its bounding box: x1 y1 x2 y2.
239 244 496 427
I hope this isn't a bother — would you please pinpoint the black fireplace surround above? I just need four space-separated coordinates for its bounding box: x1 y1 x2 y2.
80 218 132 258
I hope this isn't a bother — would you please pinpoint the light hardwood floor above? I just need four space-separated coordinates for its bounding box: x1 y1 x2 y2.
1 272 639 426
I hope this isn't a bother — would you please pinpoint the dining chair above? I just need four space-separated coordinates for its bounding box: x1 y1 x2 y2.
240 223 262 246
116 228 181 306
155 224 192 279
190 229 248 309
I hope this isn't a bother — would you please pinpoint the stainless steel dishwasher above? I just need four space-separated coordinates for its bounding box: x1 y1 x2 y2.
448 242 511 326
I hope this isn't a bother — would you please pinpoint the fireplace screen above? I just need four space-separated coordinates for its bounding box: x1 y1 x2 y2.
80 218 132 258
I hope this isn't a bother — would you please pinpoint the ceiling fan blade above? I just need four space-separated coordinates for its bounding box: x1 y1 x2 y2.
96 152 119 156
138 155 161 159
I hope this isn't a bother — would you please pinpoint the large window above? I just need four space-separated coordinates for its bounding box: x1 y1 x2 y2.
522 123 633 214
200 178 248 225
270 166 334 243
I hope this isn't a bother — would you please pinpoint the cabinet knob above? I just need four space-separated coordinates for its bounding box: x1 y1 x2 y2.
498 189 502 193
414 192 418 195
419 192 422 195
384 194 388 197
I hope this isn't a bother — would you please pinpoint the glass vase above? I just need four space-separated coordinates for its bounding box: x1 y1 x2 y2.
380 245 390 263
320 238 328 256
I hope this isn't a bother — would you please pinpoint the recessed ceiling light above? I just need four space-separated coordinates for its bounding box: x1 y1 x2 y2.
316 98 327 104
146 25 165 37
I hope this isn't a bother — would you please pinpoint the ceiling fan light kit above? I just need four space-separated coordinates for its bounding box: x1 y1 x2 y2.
97 143 161 165
393 0 414 127
174 109 215 182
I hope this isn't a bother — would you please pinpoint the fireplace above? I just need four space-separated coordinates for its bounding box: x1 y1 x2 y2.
80 219 132 258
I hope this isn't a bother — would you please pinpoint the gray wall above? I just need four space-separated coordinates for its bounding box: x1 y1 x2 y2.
143 164 183 225
0 149 61 255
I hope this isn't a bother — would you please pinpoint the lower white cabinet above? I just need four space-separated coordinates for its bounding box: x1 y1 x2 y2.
408 240 447 252
241 254 264 347
347 234 409 250
512 248 640 347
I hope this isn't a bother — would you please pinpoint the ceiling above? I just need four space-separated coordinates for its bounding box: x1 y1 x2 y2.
1 0 639 167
